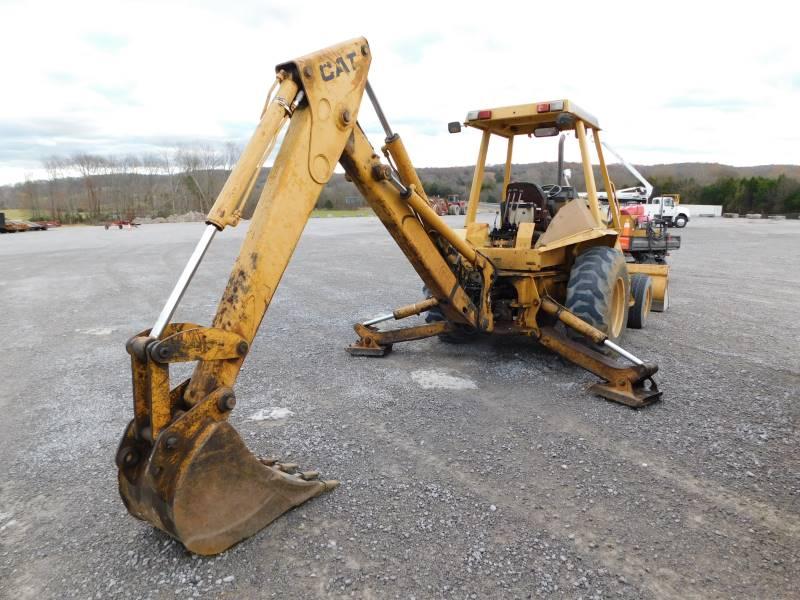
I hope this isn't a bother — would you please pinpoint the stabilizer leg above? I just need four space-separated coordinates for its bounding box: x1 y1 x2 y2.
538 325 662 408
347 321 453 356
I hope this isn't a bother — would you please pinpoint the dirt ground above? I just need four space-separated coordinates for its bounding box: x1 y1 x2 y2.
0 215 798 599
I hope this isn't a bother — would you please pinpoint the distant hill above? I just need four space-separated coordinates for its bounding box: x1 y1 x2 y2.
354 162 800 205
628 163 800 185
355 161 800 214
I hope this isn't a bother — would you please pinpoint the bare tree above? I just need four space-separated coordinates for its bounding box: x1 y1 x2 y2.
117 154 141 217
224 141 243 172
19 175 41 218
140 153 162 213
176 146 206 212
72 153 105 217
176 144 225 213
42 155 65 220
160 148 180 215
18 143 242 222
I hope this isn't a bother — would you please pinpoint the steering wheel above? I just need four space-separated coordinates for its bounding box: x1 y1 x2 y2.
541 184 562 198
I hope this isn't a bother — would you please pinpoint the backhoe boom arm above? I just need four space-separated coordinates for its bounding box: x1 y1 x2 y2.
117 37 489 555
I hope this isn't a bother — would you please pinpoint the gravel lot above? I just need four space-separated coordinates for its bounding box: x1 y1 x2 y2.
1 215 798 599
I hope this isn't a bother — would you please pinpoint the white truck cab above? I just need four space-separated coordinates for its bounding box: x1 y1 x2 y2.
598 142 691 228
646 196 690 228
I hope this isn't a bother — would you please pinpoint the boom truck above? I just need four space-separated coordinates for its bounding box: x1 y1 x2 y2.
116 37 669 556
598 142 690 228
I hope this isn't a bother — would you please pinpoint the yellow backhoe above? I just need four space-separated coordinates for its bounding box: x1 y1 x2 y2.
116 37 666 555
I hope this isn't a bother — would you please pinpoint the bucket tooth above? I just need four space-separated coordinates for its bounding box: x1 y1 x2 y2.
118 420 334 555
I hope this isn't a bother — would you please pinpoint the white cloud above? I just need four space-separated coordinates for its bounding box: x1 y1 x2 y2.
0 0 798 185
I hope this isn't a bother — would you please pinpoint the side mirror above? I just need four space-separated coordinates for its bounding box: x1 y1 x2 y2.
448 121 462 134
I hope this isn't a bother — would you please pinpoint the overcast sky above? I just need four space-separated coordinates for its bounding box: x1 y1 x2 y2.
1 0 798 185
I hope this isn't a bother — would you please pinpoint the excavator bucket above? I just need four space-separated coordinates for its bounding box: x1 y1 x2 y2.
117 415 336 555
117 324 339 555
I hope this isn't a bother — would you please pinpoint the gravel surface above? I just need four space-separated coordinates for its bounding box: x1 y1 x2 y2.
1 216 798 599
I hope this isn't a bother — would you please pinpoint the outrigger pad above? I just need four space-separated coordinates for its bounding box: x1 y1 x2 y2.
590 375 662 408
345 343 392 357
118 420 336 555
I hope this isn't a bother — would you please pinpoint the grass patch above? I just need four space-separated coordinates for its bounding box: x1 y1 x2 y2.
1 208 34 220
311 208 373 218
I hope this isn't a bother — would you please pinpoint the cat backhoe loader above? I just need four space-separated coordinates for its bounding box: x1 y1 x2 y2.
116 37 664 556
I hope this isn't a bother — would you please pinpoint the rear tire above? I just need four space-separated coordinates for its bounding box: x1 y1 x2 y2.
627 274 652 329
566 246 629 343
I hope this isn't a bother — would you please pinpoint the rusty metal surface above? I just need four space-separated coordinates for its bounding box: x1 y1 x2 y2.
540 297 607 344
205 76 298 230
278 37 371 184
120 317 337 554
339 126 486 328
538 326 661 407
391 297 439 320
117 388 336 555
149 327 248 363
348 321 453 357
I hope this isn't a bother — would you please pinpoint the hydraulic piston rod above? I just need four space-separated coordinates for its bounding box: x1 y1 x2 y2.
540 297 646 366
378 168 479 266
603 339 644 365
362 297 440 326
149 77 299 340
150 224 217 340
365 81 393 139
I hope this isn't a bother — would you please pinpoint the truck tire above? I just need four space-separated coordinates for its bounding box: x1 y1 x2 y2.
566 246 629 343
674 214 688 228
626 274 652 329
422 286 479 344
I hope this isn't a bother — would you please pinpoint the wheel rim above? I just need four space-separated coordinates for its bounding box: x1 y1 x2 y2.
609 276 626 338
644 286 652 320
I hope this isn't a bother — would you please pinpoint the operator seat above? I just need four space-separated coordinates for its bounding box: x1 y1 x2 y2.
503 182 551 229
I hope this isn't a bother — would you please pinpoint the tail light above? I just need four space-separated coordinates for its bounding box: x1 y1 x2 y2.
536 100 564 113
466 110 492 120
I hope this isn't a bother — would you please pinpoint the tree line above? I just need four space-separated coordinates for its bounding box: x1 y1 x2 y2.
420 164 800 216
0 144 244 223
649 174 800 215
2 151 798 222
